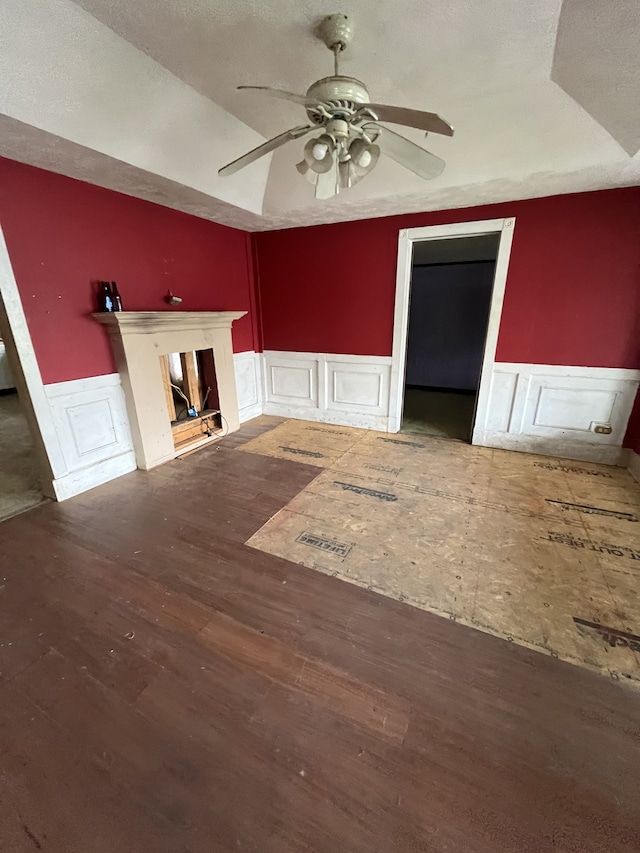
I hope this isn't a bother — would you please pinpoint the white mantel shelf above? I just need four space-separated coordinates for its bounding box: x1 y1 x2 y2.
93 310 247 334
94 310 246 470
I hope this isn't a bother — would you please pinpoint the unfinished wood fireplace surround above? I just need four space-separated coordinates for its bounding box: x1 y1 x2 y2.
94 311 246 469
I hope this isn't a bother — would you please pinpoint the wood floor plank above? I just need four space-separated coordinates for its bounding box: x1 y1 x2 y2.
0 417 638 852
198 611 410 742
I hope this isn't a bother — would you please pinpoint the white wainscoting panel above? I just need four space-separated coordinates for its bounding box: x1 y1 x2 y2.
45 373 136 500
231 352 639 466
43 355 264 499
265 353 318 409
233 350 263 423
475 364 640 465
325 356 390 417
262 351 391 429
485 369 518 433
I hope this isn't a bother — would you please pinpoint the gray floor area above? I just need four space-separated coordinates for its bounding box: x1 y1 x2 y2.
0 392 45 522
401 387 476 441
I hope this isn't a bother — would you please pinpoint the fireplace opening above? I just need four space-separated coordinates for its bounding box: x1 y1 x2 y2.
160 349 223 452
94 310 245 469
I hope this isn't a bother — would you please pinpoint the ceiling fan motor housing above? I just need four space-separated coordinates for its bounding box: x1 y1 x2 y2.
305 76 370 123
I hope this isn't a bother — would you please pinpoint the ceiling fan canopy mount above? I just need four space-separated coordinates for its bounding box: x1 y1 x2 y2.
218 12 454 199
317 12 355 52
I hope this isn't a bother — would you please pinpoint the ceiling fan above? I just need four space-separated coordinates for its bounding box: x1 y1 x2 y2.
218 13 454 199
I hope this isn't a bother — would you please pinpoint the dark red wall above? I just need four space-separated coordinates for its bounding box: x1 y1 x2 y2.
3 158 640 446
0 158 256 385
255 188 640 369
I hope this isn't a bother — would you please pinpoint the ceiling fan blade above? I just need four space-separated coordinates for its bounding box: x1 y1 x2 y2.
365 124 445 180
237 86 311 106
218 125 314 176
337 158 370 189
364 104 454 137
338 160 352 190
296 160 317 185
315 160 338 199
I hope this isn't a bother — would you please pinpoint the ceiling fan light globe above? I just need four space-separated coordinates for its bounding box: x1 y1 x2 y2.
347 137 380 177
312 142 329 160
303 135 335 173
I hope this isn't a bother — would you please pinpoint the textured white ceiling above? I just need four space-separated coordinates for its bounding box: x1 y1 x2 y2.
0 0 270 219
72 0 563 138
2 0 639 230
552 0 640 156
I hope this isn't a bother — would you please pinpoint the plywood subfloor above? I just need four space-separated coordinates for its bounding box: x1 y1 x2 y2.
240 419 640 684
0 392 45 522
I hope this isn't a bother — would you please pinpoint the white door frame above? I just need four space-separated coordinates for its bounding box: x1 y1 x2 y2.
0 224 66 498
388 217 516 439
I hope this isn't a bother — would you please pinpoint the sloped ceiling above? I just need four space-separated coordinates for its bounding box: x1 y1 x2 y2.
1 0 639 230
552 0 640 157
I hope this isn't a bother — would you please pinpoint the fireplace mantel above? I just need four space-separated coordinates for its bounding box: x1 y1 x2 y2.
94 311 247 335
94 310 247 470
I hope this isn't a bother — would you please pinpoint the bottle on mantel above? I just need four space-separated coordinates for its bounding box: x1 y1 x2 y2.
97 281 115 312
111 281 123 311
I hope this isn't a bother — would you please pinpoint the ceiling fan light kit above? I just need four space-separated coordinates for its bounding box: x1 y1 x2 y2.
218 12 453 199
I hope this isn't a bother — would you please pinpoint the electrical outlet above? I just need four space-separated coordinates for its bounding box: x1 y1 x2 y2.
593 424 612 435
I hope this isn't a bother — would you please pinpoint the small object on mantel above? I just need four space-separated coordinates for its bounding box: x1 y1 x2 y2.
165 290 182 305
111 281 123 311
96 281 115 312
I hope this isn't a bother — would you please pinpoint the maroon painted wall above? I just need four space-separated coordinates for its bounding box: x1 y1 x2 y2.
0 158 257 385
2 158 639 449
255 188 640 370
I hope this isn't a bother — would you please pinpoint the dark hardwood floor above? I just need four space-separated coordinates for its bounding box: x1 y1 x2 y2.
0 417 639 852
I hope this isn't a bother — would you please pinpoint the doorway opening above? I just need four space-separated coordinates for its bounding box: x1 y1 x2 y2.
0 327 45 521
389 218 516 440
402 234 499 441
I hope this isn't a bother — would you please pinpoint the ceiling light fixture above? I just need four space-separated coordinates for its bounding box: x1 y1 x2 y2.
219 13 454 199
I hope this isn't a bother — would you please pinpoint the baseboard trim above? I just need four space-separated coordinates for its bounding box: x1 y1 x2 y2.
477 430 631 466
238 401 263 424
263 401 388 431
51 449 137 501
628 450 640 483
